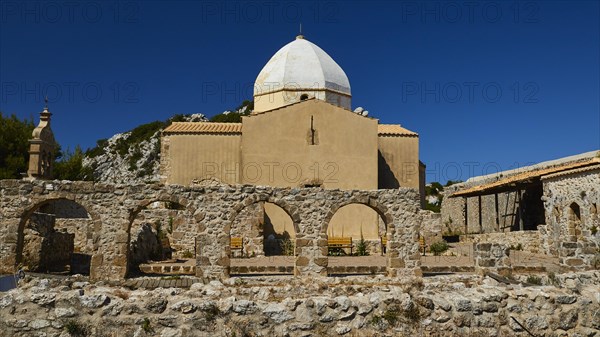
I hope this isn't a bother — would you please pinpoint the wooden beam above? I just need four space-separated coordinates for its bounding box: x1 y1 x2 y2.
478 195 483 234
494 193 500 232
464 197 468 235
517 189 524 231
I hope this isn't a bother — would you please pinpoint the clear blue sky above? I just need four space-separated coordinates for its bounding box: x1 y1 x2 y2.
1 0 599 183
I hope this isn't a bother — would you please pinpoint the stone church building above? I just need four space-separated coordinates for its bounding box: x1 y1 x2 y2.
159 35 424 251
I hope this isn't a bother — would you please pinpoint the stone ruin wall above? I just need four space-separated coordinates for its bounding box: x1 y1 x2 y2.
441 185 521 236
460 231 541 254
130 206 198 260
22 212 74 273
542 168 600 268
0 180 422 281
38 199 93 254
441 167 600 269
230 202 265 257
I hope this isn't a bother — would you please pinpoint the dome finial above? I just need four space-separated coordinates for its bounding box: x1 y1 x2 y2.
296 22 304 39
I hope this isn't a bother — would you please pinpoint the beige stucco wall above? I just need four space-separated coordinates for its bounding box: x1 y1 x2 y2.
327 204 382 240
264 202 296 239
241 99 378 190
254 89 351 113
377 135 420 190
162 133 241 185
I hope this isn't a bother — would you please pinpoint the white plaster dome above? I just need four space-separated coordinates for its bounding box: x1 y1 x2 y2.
253 36 351 97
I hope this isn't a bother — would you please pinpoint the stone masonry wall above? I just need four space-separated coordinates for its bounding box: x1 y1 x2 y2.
460 231 541 254
0 180 421 281
542 168 600 268
21 212 74 273
441 186 522 236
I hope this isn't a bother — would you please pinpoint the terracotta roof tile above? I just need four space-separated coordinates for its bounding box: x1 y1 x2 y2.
163 122 242 134
451 158 600 197
378 124 418 137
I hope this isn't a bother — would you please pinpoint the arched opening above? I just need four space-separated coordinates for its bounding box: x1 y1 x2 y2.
229 200 296 275
568 202 582 242
325 202 388 275
327 203 386 256
127 200 196 277
300 94 309 101
17 199 95 275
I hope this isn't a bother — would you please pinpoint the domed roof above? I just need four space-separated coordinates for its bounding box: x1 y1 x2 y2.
253 36 351 97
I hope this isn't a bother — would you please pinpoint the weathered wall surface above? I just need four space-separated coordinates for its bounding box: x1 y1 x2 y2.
2 272 599 337
241 100 379 190
21 212 74 273
160 133 242 185
0 180 421 281
378 135 420 191
542 168 600 268
461 231 541 254
441 186 522 236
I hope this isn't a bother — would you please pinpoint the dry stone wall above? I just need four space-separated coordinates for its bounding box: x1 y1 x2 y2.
461 231 541 254
0 180 421 281
1 272 599 337
541 168 600 268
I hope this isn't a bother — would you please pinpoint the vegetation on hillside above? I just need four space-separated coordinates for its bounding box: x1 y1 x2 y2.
424 180 462 213
54 146 94 181
0 113 35 179
209 100 253 123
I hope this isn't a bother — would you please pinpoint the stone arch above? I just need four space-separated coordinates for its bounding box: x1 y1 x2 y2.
228 195 300 234
15 196 102 274
567 202 582 241
227 195 300 257
322 198 393 235
126 195 197 276
322 198 394 257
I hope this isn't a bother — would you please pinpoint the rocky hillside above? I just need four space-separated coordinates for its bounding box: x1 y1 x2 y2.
82 100 255 184
82 114 206 184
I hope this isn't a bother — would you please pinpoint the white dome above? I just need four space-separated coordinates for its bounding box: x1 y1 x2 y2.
253 36 351 97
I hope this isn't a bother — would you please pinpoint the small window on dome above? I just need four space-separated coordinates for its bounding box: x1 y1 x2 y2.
300 94 309 101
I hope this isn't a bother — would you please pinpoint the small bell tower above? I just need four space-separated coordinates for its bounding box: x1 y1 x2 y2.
27 98 57 180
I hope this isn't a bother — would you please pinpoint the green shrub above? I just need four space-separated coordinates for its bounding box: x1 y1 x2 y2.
526 275 542 285
202 303 220 322
356 232 369 256
547 271 559 286
591 225 598 235
141 317 153 333
429 240 449 256
182 250 194 258
279 237 295 256
382 307 399 325
64 320 88 336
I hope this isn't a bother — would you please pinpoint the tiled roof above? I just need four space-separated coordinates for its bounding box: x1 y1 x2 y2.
163 122 242 134
451 158 600 197
377 124 418 137
540 164 600 180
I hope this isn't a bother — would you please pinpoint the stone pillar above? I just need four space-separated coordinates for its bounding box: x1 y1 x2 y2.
386 222 422 277
294 233 328 277
0 216 19 275
195 234 229 281
474 243 511 274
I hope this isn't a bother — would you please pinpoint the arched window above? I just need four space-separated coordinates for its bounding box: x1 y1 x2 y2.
568 202 582 241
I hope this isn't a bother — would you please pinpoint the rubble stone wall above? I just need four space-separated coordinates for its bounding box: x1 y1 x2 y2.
542 168 600 268
2 272 599 337
461 231 541 254
0 180 421 281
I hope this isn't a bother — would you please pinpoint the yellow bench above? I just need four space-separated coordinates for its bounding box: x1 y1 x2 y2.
230 237 243 252
419 236 427 256
328 237 353 255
